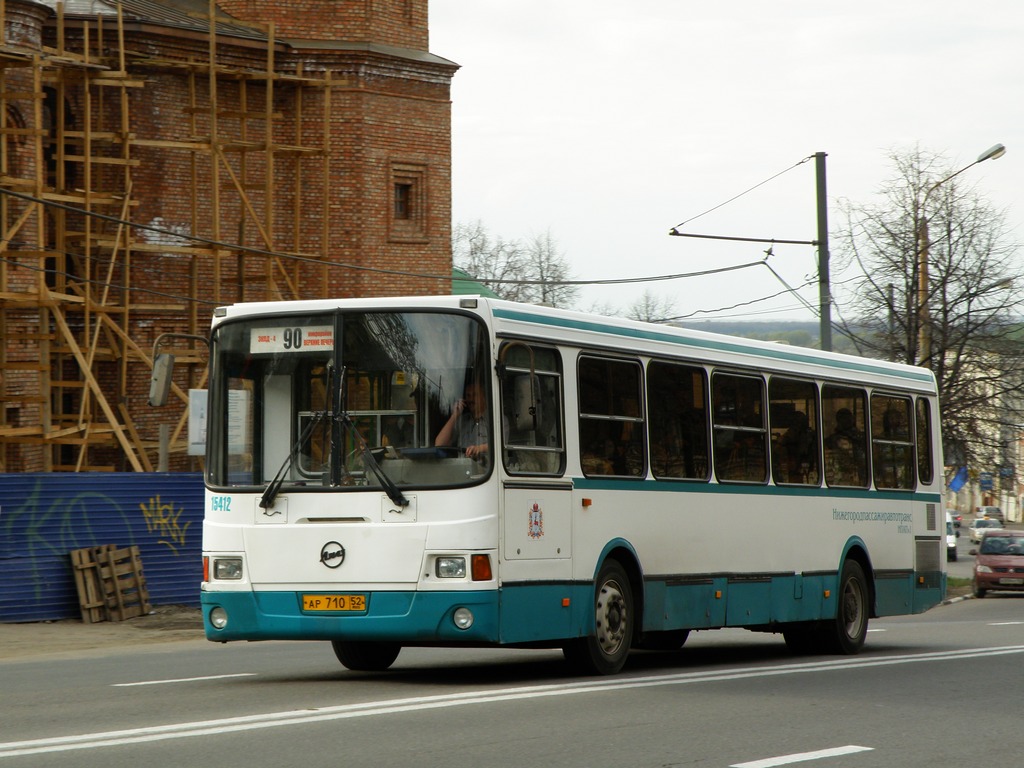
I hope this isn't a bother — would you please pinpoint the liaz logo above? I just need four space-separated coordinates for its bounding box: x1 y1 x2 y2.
320 541 346 569
211 496 232 512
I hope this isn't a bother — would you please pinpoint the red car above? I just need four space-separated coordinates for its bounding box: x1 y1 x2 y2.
972 531 1024 598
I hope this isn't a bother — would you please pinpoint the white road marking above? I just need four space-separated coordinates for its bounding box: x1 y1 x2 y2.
732 745 873 767
989 621 1024 626
113 673 257 687
3 645 1024 758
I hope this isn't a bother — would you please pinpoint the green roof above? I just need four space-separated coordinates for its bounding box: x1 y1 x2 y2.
452 267 500 298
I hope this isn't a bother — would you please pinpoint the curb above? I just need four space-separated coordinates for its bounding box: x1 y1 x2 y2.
941 594 973 606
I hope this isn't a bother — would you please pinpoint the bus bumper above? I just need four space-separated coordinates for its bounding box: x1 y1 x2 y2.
200 589 500 644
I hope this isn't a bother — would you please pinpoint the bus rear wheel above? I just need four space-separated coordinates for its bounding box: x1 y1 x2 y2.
563 560 634 675
821 559 869 654
331 640 401 671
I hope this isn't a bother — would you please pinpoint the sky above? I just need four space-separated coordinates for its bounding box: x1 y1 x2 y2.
429 1 1023 323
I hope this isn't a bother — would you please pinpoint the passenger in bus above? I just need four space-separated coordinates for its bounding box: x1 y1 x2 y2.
825 407 866 485
826 408 861 450
882 407 908 438
435 380 490 462
778 410 817 483
615 398 644 477
581 436 617 475
650 423 684 477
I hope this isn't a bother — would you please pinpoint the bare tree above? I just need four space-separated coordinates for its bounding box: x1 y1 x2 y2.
521 230 579 307
626 290 678 323
452 221 529 302
452 222 578 308
834 146 1024 471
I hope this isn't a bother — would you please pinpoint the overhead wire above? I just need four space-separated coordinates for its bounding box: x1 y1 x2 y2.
0 187 774 293
671 155 815 231
1 153 831 318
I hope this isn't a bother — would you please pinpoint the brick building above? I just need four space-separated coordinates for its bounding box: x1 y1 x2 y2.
0 0 457 471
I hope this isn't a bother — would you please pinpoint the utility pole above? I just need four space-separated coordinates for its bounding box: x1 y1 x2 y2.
815 152 832 352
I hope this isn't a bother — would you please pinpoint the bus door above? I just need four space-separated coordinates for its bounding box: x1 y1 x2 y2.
498 347 570 562
496 343 573 642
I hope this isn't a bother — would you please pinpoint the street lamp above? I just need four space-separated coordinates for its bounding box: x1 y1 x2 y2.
916 143 1006 365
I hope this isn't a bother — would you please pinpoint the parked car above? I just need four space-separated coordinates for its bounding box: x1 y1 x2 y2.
975 505 1004 522
946 519 959 562
971 530 1024 598
969 517 1004 543
947 509 962 528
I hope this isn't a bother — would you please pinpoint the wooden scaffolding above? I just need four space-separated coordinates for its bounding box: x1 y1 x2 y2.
0 1 332 471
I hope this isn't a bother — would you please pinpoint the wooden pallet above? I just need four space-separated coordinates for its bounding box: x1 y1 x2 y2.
70 544 151 623
70 546 109 623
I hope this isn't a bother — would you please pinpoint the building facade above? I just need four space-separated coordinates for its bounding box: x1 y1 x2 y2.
0 0 457 471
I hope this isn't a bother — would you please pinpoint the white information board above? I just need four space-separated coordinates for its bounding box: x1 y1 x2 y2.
249 325 334 353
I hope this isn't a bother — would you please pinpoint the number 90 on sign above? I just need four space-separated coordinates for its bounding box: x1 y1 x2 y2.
302 594 366 612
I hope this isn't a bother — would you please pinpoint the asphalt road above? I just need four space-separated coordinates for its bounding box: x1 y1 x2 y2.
3 595 1024 768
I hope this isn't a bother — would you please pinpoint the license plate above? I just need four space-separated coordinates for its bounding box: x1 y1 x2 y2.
302 594 367 611
999 578 1024 585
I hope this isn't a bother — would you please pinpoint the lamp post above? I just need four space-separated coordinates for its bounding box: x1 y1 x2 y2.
916 143 1006 366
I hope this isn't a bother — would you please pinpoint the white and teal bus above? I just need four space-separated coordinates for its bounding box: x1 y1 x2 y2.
199 295 945 674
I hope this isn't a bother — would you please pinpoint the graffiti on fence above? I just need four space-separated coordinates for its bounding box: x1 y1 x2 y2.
139 495 192 554
1 474 203 619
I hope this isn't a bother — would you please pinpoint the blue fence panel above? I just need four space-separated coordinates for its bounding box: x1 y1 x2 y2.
0 473 204 622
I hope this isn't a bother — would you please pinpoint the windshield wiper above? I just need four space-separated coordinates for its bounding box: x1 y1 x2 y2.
343 412 409 509
334 364 407 508
260 364 335 509
260 410 326 509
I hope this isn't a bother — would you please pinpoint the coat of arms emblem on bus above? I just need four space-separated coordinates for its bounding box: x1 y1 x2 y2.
320 541 346 568
528 502 544 539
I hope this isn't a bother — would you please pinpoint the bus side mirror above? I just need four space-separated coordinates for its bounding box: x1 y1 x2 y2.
149 353 175 407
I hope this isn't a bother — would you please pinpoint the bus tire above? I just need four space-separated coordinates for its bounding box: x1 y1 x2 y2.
331 640 401 671
822 559 869 654
563 560 634 675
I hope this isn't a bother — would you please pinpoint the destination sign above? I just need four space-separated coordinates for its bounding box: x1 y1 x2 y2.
249 325 334 353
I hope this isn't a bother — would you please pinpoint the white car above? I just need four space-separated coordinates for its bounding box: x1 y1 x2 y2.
969 517 1003 543
946 519 959 562
975 505 1004 522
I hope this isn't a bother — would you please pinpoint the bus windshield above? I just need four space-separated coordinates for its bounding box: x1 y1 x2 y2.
206 310 491 491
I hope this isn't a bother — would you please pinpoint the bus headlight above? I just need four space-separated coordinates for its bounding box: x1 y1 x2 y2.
436 557 467 578
453 607 474 630
209 606 228 629
214 558 243 580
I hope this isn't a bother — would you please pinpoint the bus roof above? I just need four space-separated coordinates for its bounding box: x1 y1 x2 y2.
211 294 937 394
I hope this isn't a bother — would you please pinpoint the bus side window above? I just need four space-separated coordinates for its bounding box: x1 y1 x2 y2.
768 377 820 486
711 372 767 483
647 361 709 480
499 343 565 475
916 397 934 484
822 385 869 488
871 394 914 490
579 356 645 478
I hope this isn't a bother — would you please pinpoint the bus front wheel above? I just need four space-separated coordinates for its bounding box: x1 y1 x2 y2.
331 640 401 671
563 560 634 675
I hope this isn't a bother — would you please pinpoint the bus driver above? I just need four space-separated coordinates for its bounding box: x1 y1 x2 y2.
435 380 490 462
